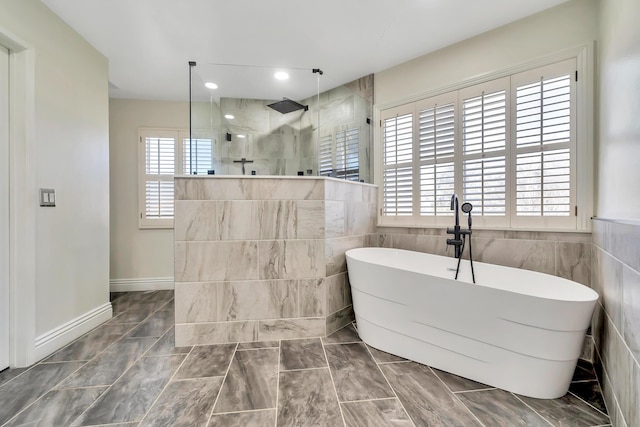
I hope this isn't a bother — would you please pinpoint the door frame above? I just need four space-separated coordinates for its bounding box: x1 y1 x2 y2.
0 44 9 371
0 27 37 368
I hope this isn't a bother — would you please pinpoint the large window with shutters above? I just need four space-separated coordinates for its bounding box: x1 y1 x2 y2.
379 58 580 229
138 129 213 228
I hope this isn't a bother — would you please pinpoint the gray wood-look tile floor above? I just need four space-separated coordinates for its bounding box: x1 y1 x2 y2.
0 291 612 427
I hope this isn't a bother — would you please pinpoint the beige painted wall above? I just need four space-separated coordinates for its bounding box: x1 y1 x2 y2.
109 99 192 282
0 1 109 338
375 0 598 106
596 0 640 219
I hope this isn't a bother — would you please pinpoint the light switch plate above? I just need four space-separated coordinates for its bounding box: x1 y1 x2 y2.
40 188 56 207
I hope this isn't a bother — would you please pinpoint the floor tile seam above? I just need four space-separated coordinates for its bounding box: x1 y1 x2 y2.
136 345 194 426
451 387 498 394
319 334 348 427
375 360 412 365
206 342 239 425
1 358 90 427
363 343 417 427
591 345 617 420
236 346 280 352
322 340 362 346
511 392 556 427
279 365 329 373
425 364 487 427
338 396 399 404
567 390 611 419
67 351 175 426
274 339 281 427
209 408 276 416
0 366 36 390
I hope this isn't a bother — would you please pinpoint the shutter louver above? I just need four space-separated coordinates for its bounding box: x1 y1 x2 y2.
515 72 572 217
336 128 359 181
418 103 455 216
383 113 413 216
319 134 333 176
462 88 507 217
144 136 176 221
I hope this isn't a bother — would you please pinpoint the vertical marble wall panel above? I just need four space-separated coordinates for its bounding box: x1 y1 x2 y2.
216 201 258 240
326 273 352 315
325 236 364 276
174 201 218 241
256 201 297 239
296 201 326 239
591 218 640 427
175 177 256 201
324 201 345 238
556 242 592 286
299 279 326 317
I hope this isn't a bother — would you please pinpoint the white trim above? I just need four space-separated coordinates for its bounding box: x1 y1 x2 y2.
34 303 113 362
110 277 175 292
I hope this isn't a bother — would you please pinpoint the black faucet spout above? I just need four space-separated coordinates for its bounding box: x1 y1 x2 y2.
446 193 463 259
450 194 460 228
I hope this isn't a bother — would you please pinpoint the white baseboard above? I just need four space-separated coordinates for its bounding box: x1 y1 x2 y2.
35 303 113 361
110 277 174 292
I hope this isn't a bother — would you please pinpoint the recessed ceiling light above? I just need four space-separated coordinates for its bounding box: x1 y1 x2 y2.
205 82 218 89
224 114 235 119
274 71 289 81
237 135 246 139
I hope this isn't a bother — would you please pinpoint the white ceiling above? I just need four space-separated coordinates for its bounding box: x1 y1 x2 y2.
41 0 569 102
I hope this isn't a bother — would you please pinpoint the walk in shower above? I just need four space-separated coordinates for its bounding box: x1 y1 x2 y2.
188 62 373 182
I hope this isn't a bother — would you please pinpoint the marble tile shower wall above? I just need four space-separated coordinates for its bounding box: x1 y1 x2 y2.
216 74 373 182
591 219 640 427
174 177 377 347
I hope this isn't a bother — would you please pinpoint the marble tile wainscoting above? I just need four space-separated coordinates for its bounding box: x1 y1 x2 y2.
174 176 377 346
591 219 640 427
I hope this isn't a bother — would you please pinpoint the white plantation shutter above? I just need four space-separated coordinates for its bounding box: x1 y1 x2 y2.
382 109 413 216
461 79 508 223
142 134 176 226
183 138 213 175
511 59 576 228
417 95 456 218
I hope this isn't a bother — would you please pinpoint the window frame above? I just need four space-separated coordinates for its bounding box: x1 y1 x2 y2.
138 128 213 229
374 46 594 231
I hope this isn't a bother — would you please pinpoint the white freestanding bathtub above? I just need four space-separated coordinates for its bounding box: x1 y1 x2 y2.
345 247 599 399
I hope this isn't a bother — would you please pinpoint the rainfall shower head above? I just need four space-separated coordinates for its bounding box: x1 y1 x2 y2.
267 98 309 114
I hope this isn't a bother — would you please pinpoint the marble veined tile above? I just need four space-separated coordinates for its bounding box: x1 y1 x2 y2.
139 377 223 427
296 200 326 239
520 389 611 426
277 368 342 427
218 280 298 321
324 200 346 238
237 340 280 350
431 367 491 392
216 200 258 240
174 200 218 241
175 343 236 379
326 273 352 315
345 201 376 236
213 348 279 413
299 278 326 317
127 309 174 338
259 318 325 341
622 263 640 362
258 240 324 280
257 178 324 200
71 355 185 426
209 409 275 427
57 337 157 388
175 321 258 346
325 236 364 276
326 305 354 335
175 282 217 323
325 342 394 402
108 299 171 324
365 344 406 364
457 389 548 426
556 242 591 286
0 362 86 425
569 380 607 414
280 338 327 371
146 327 192 356
0 366 29 388
341 399 413 427
4 386 107 427
175 241 258 282
248 134 296 159
175 177 256 200
381 362 481 426
323 323 361 344
46 323 135 362
471 238 556 275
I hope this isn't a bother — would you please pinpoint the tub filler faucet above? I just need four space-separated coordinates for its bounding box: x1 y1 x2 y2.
446 194 463 258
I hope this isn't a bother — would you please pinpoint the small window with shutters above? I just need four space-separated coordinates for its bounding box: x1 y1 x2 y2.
379 57 580 230
139 129 213 228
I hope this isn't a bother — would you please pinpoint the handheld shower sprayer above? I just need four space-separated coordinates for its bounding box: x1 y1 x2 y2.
461 202 473 229
459 202 475 284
